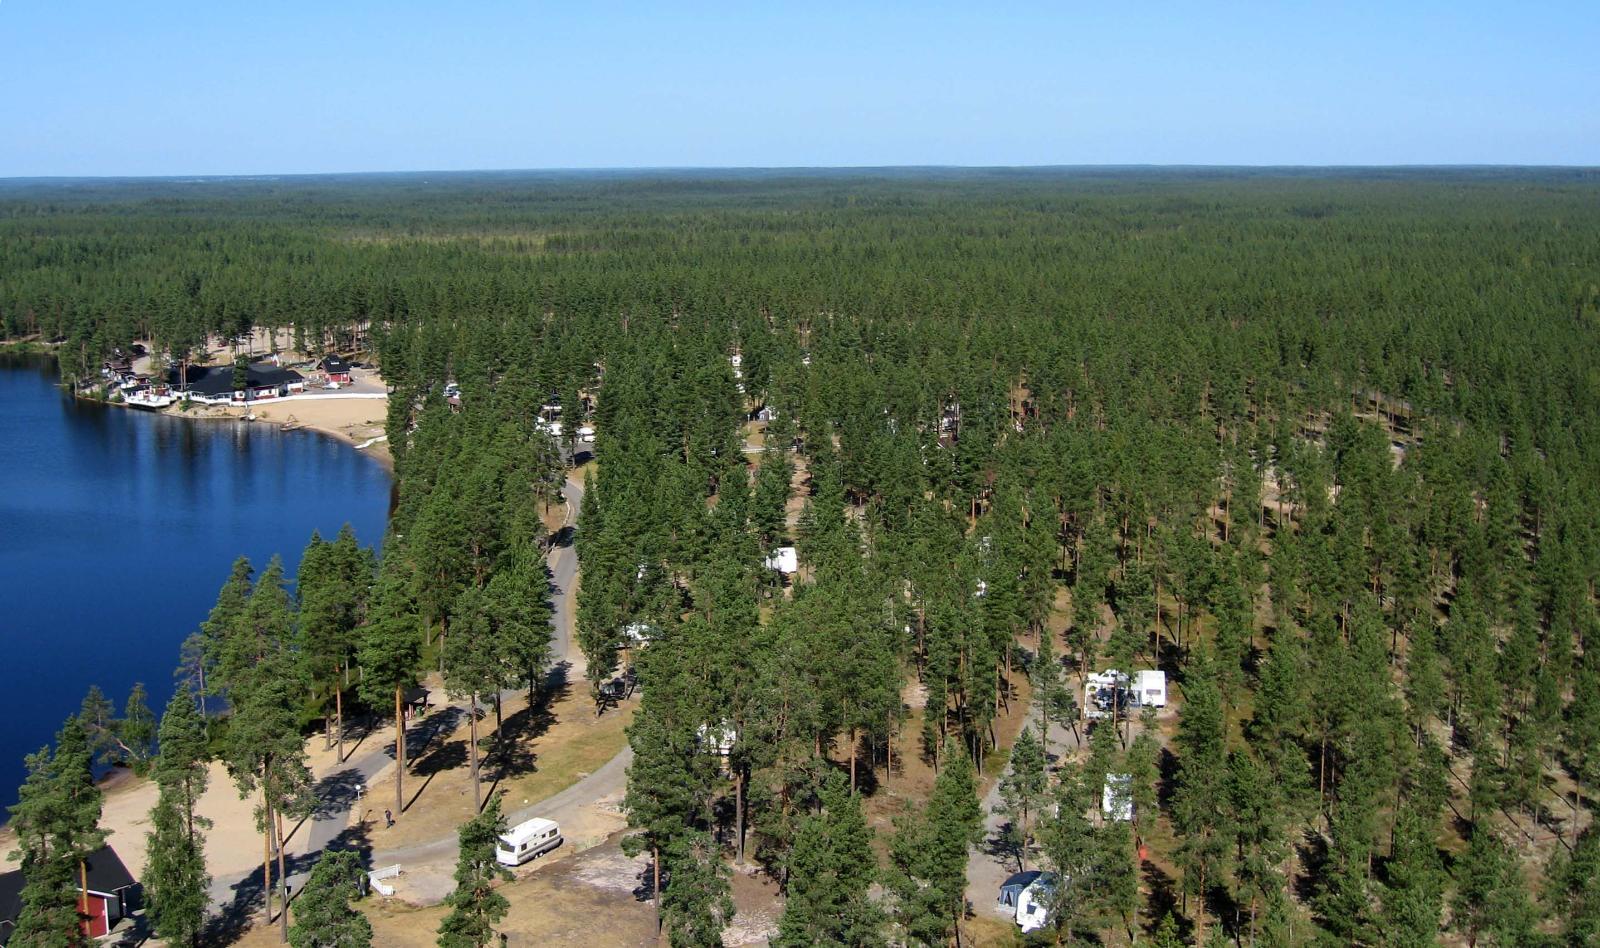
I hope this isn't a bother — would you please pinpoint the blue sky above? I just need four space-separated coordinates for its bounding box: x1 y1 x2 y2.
1 1 1595 176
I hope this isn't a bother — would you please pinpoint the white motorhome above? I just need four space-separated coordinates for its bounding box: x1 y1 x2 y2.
1103 773 1134 822
1132 670 1167 708
622 622 658 649
496 818 563 866
763 546 799 575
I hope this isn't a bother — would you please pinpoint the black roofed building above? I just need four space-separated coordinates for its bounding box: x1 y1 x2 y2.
0 844 141 943
170 362 305 405
319 355 353 384
0 867 18 946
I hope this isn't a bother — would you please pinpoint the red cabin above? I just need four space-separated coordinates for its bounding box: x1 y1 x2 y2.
320 354 353 384
0 844 141 942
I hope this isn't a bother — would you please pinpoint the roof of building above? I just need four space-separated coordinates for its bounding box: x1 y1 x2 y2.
0 845 136 939
0 867 21 944
171 363 304 398
82 845 137 895
321 355 350 373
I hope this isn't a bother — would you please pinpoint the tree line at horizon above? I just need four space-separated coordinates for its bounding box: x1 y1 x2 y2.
5 170 1600 944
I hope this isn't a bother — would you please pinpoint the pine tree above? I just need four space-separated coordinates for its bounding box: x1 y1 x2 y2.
1038 759 1097 941
8 849 83 948
1096 814 1141 942
775 772 885 947
6 715 106 948
355 549 421 822
998 727 1048 872
1451 827 1535 947
1226 750 1288 945
445 586 501 812
1380 796 1445 947
1151 911 1185 948
622 653 717 932
437 794 512 948
1031 626 1069 760
889 743 981 946
119 682 157 773
1549 826 1600 946
288 850 373 948
1172 651 1232 942
79 685 118 767
661 830 736 948
216 557 311 940
298 525 374 764
144 693 212 947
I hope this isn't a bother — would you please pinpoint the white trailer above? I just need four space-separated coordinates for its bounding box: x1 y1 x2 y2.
622 622 658 648
1083 670 1130 721
763 546 799 574
496 818 563 866
992 871 1056 928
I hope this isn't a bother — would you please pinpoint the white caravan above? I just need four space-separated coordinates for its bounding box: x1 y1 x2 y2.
496 817 563 866
763 546 799 575
1014 871 1058 933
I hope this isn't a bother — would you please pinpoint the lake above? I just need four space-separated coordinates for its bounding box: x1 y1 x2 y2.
0 355 392 807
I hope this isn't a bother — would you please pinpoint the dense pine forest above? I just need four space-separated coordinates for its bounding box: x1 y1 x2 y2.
5 168 1600 946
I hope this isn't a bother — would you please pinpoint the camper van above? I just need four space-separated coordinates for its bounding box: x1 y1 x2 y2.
496 818 563 867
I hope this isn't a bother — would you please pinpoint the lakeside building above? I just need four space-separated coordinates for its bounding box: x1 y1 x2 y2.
170 362 306 405
0 844 141 943
320 354 353 384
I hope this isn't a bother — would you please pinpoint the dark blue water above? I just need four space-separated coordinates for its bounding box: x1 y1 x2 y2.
0 355 391 806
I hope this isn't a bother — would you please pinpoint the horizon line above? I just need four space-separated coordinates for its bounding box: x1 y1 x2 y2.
3 162 1599 184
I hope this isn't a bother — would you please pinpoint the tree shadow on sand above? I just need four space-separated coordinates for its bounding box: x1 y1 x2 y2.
405 739 468 812
484 665 574 800
204 821 378 945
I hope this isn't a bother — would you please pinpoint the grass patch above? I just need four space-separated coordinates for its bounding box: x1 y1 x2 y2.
499 701 633 808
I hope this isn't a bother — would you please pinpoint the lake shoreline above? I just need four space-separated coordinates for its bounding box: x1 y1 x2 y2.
103 394 396 470
0 347 392 470
0 355 394 815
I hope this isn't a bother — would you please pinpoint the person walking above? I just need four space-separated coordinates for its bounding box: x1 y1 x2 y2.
385 808 394 828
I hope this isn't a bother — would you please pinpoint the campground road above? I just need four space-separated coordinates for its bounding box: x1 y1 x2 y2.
209 467 626 915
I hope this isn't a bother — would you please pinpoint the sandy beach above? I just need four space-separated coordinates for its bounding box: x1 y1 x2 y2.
124 331 394 467
182 395 393 468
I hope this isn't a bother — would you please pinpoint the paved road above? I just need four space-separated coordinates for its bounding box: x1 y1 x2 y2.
209 469 612 916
